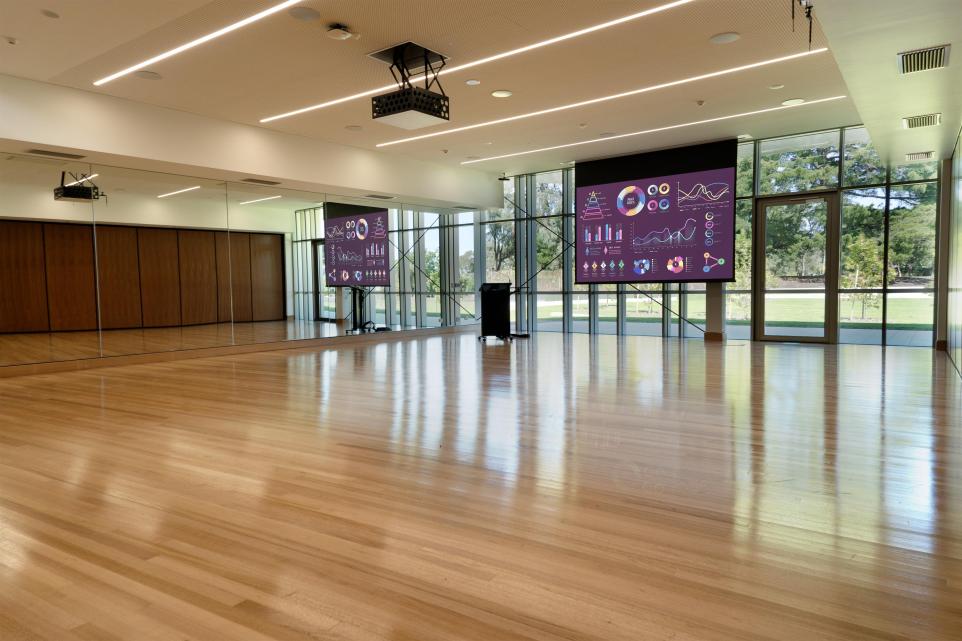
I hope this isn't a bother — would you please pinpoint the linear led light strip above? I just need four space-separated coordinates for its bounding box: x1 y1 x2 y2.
64 173 99 186
378 49 828 147
461 96 848 164
93 0 303 86
239 195 282 205
259 0 695 123
157 185 201 198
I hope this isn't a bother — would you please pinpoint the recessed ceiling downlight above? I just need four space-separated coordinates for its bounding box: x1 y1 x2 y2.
466 79 481 86
709 32 740 44
41 9 60 19
345 124 363 131
781 98 805 106
260 0 695 123
375 49 828 148
134 70 162 80
491 90 513 98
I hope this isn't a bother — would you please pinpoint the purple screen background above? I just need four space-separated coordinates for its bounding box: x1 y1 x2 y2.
324 210 390 287
575 167 735 284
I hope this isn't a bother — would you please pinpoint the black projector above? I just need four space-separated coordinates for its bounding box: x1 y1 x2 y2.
54 184 100 202
372 86 449 130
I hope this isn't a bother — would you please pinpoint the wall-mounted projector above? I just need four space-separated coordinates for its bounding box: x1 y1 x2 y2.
54 172 101 202
370 42 449 130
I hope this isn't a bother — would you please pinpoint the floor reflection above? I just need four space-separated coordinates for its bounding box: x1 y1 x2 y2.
0 320 344 366
0 333 960 640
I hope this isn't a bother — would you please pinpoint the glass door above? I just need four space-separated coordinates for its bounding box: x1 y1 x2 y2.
312 240 337 322
755 195 838 342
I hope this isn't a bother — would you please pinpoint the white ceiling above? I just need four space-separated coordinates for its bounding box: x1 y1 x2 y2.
816 0 962 166
1 0 943 176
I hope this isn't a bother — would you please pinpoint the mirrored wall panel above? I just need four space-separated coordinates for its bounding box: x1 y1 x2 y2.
0 154 98 366
91 166 233 357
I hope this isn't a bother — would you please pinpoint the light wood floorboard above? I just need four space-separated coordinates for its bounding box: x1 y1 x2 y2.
0 332 960 640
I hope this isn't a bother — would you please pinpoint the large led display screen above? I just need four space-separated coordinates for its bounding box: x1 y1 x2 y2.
575 140 736 284
323 203 390 287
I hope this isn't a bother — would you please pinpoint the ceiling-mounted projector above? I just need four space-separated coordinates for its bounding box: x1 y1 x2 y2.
370 42 449 130
54 171 101 202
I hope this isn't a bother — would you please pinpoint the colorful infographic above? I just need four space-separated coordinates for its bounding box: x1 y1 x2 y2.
324 209 390 287
575 167 735 283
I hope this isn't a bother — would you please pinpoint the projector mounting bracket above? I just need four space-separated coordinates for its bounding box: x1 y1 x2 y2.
370 42 447 96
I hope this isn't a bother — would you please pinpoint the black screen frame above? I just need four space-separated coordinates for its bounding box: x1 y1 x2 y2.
573 139 738 285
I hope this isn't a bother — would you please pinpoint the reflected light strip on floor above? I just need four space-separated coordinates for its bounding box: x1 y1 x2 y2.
376 49 828 148
259 0 695 123
461 96 848 164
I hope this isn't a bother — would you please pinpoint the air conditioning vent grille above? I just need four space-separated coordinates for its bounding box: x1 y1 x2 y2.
905 151 934 161
363 194 395 200
242 178 281 186
902 113 942 129
26 148 86 160
898 45 950 74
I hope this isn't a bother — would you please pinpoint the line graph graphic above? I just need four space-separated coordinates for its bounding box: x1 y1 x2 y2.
677 182 730 206
336 248 363 263
326 224 346 239
632 218 698 247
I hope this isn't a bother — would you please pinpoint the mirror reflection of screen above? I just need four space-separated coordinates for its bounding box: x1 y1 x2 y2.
323 208 390 287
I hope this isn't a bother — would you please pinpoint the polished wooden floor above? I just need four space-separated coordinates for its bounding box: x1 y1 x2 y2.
0 320 341 366
1 332 960 640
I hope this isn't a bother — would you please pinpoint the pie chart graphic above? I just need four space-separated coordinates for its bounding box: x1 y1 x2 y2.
633 258 651 275
617 186 645 216
667 256 685 274
356 218 369 240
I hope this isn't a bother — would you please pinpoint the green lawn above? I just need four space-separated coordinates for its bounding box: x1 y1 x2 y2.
428 294 933 331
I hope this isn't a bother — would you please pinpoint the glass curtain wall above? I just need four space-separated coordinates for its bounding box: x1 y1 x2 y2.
497 124 938 345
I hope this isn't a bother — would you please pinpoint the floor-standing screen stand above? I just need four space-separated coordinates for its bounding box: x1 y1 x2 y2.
349 287 366 334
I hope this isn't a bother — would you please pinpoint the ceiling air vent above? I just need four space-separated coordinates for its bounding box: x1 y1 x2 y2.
364 194 395 200
26 148 86 160
454 206 475 210
902 113 942 129
897 44 950 74
242 178 281 186
905 151 934 161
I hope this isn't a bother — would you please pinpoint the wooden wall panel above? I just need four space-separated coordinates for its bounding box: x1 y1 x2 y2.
250 233 284 322
43 224 98 331
138 228 181 327
178 230 217 325
214 232 232 323
230 233 253 323
96 226 142 329
0 221 49 332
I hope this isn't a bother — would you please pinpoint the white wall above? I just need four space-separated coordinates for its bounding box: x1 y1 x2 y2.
0 74 502 209
0 159 299 315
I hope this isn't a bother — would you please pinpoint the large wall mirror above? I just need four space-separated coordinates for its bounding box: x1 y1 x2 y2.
0 153 482 370
0 154 98 366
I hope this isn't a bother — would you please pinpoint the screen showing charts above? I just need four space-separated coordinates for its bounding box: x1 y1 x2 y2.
575 167 735 283
323 208 390 287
